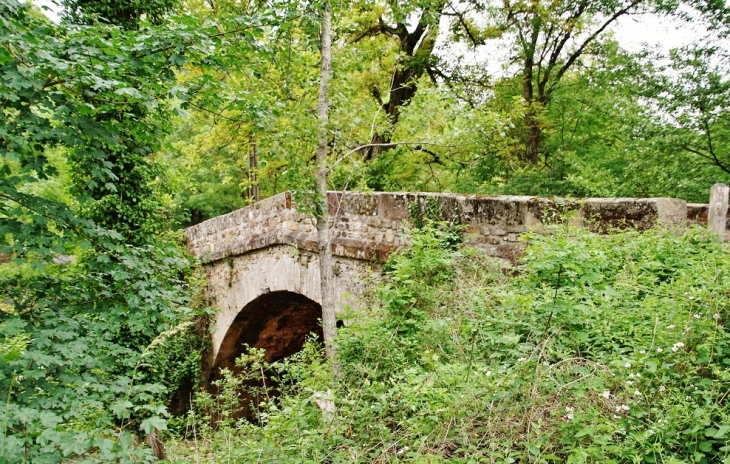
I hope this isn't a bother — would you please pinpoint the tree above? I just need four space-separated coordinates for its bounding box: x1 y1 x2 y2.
56 0 181 245
346 0 448 161
476 0 651 165
656 44 730 175
62 0 179 28
316 0 338 361
0 1 257 459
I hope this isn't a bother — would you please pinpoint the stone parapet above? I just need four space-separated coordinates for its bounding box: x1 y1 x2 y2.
186 192 689 263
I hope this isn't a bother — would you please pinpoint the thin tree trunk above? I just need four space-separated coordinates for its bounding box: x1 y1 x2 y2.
522 12 541 165
523 65 540 165
316 0 337 361
526 112 540 165
522 73 542 165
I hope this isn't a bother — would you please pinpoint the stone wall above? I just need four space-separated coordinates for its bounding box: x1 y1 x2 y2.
186 191 688 264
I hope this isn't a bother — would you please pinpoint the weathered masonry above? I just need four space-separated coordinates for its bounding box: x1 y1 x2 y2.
185 190 717 380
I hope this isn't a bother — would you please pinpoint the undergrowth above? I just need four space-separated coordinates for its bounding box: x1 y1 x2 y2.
165 222 730 463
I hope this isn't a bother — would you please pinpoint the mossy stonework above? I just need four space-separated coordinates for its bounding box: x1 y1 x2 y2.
185 191 704 376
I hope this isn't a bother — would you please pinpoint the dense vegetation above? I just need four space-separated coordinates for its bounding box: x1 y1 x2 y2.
165 223 730 463
1 0 730 461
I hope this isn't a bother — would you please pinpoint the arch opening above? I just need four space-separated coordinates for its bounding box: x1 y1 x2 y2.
208 291 323 417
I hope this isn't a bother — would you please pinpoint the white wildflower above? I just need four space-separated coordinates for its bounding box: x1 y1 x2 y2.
626 380 634 386
666 325 675 329
694 314 701 319
600 391 611 399
485 370 492 376
713 313 720 321
517 357 526 362
671 342 684 352
625 362 631 368
659 385 665 392
657 347 663 353
648 429 655 436
615 404 629 413
640 350 646 354
634 390 641 396
685 396 691 401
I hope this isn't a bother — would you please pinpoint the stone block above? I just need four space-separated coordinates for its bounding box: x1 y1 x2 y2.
581 198 686 233
466 235 485 244
378 193 410 219
365 217 382 227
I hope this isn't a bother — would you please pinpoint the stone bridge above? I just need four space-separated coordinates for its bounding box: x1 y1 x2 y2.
185 191 698 380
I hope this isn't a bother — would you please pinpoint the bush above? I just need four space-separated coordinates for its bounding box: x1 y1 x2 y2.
0 242 206 463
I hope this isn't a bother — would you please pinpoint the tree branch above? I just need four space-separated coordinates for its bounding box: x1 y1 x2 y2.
349 18 400 43
547 0 644 97
330 142 447 170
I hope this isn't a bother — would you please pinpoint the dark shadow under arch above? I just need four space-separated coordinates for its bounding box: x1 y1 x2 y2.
211 290 323 383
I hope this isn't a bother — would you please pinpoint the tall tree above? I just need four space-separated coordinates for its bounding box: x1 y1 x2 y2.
346 0 448 160
57 0 181 244
489 0 648 164
0 1 260 459
317 0 337 361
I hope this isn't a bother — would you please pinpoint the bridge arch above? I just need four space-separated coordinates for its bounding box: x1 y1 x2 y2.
210 290 323 380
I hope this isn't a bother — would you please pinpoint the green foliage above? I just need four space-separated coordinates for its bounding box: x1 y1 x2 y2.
0 241 204 462
4 0 730 461
0 1 233 460
62 0 179 29
166 223 730 462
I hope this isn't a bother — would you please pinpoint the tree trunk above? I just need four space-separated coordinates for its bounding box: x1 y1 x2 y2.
316 0 337 362
362 12 442 161
522 66 540 165
363 132 391 161
522 12 541 165
525 111 541 165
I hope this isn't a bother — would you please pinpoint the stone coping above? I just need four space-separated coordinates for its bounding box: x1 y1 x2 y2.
185 191 689 263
